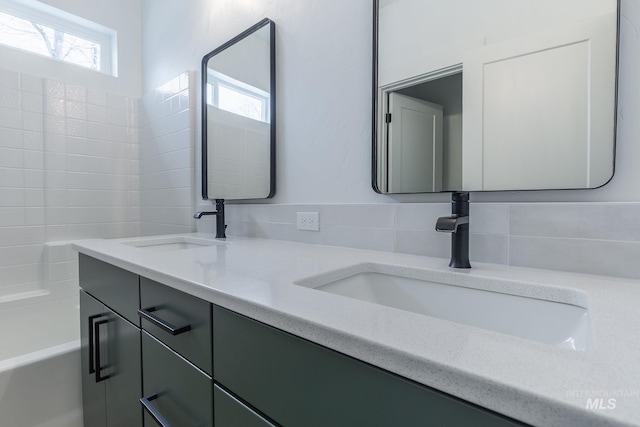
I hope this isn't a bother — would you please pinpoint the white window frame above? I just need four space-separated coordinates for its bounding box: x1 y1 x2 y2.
206 69 270 123
0 0 117 75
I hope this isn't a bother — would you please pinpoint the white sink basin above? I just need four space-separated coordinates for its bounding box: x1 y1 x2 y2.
123 236 225 252
296 264 592 350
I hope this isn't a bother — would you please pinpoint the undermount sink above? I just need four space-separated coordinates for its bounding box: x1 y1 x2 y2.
123 236 225 252
295 263 592 351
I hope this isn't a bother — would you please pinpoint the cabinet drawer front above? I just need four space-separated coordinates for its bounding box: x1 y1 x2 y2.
213 306 528 427
79 254 140 325
142 331 213 427
214 384 276 427
139 277 212 375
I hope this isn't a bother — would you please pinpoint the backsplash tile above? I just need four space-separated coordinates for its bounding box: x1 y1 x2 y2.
221 202 640 280
510 203 640 241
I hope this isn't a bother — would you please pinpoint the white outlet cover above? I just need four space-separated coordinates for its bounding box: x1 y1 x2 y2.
297 212 320 231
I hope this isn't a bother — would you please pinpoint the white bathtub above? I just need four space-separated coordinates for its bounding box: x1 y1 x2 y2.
0 341 83 427
0 243 85 426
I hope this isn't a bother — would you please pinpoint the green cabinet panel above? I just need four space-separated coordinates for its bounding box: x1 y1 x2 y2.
213 305 528 427
214 384 275 427
80 290 142 427
140 277 212 375
79 254 140 325
142 331 213 427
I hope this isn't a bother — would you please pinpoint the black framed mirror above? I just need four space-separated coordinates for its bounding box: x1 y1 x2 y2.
372 0 619 194
202 18 276 200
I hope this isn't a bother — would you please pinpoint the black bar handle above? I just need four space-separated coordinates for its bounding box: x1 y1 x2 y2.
138 307 191 336
94 318 110 383
140 393 172 427
88 314 104 374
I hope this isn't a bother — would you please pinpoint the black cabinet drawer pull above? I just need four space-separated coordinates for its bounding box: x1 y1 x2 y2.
94 318 110 383
87 313 105 375
138 307 191 336
140 393 172 427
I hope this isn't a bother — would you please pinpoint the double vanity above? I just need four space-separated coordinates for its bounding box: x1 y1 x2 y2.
73 233 640 427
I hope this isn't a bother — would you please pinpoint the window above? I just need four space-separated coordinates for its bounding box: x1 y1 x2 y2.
207 69 270 123
0 0 116 75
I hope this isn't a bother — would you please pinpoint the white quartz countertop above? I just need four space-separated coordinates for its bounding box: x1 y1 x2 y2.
72 234 640 427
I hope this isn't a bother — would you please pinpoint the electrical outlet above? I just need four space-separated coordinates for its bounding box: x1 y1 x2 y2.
296 212 319 231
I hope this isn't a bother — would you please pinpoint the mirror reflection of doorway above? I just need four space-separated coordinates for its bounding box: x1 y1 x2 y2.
387 93 443 193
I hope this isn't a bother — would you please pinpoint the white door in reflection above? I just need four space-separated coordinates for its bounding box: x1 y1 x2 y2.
387 93 443 193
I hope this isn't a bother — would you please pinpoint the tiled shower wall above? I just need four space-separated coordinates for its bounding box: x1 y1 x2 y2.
0 68 138 311
139 72 195 236
211 202 640 280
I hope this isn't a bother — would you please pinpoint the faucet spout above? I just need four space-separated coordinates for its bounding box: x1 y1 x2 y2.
435 192 471 269
435 215 469 233
193 199 226 239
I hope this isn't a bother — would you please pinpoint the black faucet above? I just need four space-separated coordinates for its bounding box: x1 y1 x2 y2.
435 192 471 269
194 199 226 239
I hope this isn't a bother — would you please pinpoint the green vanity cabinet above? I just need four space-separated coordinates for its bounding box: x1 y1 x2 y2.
79 254 530 427
80 290 142 427
213 305 529 427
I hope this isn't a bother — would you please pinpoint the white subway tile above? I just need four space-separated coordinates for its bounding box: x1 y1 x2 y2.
0 167 24 187
22 111 43 132
20 74 42 94
87 89 107 106
0 226 44 246
24 149 44 170
65 84 86 103
0 69 19 90
44 115 65 135
24 170 44 188
0 207 25 226
66 101 86 120
21 91 42 113
66 118 87 137
0 188 24 207
0 148 22 168
23 131 43 151
25 207 45 225
0 87 21 108
0 127 22 149
45 80 65 99
0 106 23 129
87 104 107 123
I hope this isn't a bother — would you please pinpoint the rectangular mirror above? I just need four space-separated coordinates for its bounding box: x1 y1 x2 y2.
373 0 619 194
202 18 275 200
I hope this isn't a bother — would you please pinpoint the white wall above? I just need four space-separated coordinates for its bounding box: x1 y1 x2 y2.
142 0 640 205
0 0 142 97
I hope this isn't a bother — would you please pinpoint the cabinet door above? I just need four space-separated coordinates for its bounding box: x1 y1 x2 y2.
141 331 212 427
80 291 107 427
104 308 142 427
214 306 528 427
214 384 275 427
80 290 142 427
